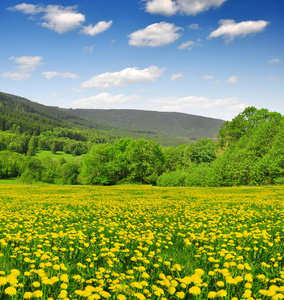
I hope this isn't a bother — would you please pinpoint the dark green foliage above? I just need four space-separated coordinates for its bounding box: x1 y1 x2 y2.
27 136 37 156
79 138 165 185
190 138 216 164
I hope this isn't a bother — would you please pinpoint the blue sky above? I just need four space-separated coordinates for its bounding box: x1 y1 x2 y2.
1 0 283 120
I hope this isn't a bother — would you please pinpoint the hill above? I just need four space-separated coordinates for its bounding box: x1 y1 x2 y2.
65 109 224 144
0 92 224 146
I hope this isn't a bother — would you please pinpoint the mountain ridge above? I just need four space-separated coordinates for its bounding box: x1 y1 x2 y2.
0 91 225 146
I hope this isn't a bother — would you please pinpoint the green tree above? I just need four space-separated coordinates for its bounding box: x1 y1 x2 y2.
27 136 37 156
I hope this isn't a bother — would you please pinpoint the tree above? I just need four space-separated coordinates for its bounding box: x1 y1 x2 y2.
27 136 37 156
190 138 216 164
219 107 282 147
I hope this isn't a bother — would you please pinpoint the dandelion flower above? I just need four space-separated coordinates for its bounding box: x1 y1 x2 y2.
5 287 17 296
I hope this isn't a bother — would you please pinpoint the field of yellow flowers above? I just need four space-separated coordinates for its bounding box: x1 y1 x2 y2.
0 184 284 300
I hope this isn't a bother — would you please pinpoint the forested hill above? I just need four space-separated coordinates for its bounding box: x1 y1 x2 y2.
64 108 224 143
0 92 224 146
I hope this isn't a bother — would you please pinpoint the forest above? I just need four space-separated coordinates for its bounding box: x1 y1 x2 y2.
0 91 283 186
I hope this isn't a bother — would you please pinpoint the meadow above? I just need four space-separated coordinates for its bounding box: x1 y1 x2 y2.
0 185 284 300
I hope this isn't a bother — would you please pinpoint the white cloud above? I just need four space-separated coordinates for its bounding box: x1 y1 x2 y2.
81 65 165 89
178 38 201 50
188 23 200 30
268 58 280 64
2 71 31 81
8 3 42 14
128 22 182 47
8 4 111 35
226 76 239 84
208 19 269 42
144 0 178 16
144 0 227 16
81 21 113 36
150 95 239 110
171 72 185 81
203 75 214 80
42 71 79 79
10 56 43 72
178 40 194 50
2 56 43 81
41 5 85 34
83 45 95 53
71 93 141 108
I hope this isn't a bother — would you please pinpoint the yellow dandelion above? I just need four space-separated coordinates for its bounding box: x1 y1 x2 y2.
208 291 217 298
23 292 33 299
189 286 201 295
5 287 17 296
0 277 8 286
217 290 227 297
168 286 176 295
33 290 43 298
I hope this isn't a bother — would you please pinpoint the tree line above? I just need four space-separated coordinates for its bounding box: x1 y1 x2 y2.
0 106 283 186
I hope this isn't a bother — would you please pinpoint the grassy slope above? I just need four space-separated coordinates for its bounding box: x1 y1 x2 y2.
35 150 78 162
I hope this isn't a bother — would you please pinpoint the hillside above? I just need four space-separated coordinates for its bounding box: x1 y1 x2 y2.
64 109 224 144
0 92 224 146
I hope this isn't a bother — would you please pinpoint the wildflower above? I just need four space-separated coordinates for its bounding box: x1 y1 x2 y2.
0 277 8 285
189 286 201 295
176 291 185 299
195 268 205 276
208 291 217 298
23 292 33 299
168 287 176 294
33 281 41 287
33 290 43 298
217 290 227 297
5 287 17 296
118 295 126 300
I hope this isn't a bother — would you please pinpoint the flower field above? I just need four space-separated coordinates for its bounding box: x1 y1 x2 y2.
0 185 284 300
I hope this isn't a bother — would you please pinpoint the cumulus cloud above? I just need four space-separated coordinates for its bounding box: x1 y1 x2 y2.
81 21 113 36
1 56 43 81
226 76 239 84
81 66 165 89
8 3 111 35
144 0 178 16
268 58 280 64
40 5 85 33
128 22 182 47
208 19 269 42
42 71 79 79
171 72 185 81
144 0 227 16
71 93 141 108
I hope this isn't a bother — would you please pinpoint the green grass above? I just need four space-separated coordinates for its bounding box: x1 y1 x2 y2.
35 150 80 162
0 177 19 184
